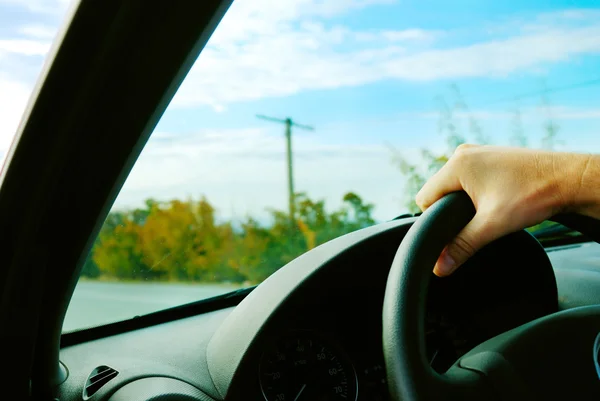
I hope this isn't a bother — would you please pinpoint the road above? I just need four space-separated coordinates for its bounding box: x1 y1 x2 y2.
63 281 240 332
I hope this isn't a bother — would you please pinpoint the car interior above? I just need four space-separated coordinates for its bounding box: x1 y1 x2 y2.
2 1 600 401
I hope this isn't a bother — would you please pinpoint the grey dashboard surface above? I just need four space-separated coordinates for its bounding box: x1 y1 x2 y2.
57 220 564 401
58 307 234 401
57 218 415 401
548 241 600 309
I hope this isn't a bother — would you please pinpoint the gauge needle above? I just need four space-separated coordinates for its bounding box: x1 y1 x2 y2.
293 384 307 401
429 349 440 365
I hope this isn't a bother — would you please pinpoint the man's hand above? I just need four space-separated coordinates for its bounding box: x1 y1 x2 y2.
415 144 594 277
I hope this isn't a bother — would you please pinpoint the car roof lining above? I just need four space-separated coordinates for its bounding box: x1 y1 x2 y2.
0 0 232 399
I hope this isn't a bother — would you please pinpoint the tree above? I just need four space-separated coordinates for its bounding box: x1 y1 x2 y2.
391 84 562 216
86 191 376 284
134 198 244 282
228 217 273 283
233 192 376 283
80 258 100 278
390 89 473 213
92 210 154 280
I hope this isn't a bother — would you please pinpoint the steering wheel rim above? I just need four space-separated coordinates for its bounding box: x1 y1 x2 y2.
382 191 481 400
382 190 600 401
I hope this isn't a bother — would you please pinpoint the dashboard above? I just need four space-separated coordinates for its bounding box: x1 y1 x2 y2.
58 217 563 401
207 220 557 401
254 290 389 401
249 231 557 401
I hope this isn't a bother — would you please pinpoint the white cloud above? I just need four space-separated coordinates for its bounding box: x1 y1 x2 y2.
19 24 57 40
382 26 600 81
0 74 32 153
381 29 439 42
115 127 410 220
0 0 71 15
0 39 50 56
0 46 48 161
2 0 600 220
0 0 68 162
172 4 600 110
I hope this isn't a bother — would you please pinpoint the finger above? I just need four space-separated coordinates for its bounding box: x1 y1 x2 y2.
433 212 500 276
415 164 461 211
415 144 480 211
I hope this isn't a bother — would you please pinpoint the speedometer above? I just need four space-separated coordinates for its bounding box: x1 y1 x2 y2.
259 332 358 401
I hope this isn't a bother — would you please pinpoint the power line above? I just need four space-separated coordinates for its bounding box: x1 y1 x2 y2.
476 77 600 108
349 76 600 127
256 114 314 224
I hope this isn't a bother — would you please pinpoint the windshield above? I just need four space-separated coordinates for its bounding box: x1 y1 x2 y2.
4 1 600 332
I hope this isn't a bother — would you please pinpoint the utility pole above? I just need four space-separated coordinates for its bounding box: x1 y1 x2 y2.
256 114 314 225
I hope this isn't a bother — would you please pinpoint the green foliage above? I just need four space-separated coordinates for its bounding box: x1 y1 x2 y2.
391 85 562 218
80 258 100 278
83 84 567 285
84 192 376 284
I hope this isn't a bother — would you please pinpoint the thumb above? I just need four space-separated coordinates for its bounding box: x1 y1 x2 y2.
433 213 498 277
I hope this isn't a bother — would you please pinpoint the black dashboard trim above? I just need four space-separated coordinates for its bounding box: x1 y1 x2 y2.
60 287 254 347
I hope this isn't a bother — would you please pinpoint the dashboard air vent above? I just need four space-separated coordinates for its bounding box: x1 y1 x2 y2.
83 365 118 399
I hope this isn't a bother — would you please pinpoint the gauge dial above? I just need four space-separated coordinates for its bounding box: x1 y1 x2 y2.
259 332 358 401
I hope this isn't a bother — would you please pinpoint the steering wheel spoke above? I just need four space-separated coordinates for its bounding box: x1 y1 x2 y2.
458 305 600 400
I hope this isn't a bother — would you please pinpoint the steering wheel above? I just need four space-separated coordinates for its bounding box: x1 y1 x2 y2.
382 191 600 401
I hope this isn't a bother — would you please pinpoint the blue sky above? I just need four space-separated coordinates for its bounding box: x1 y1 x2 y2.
2 0 600 222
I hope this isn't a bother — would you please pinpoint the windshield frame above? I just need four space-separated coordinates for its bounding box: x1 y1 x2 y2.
0 1 233 396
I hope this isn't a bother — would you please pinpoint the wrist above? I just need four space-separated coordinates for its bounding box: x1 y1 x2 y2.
559 153 600 219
